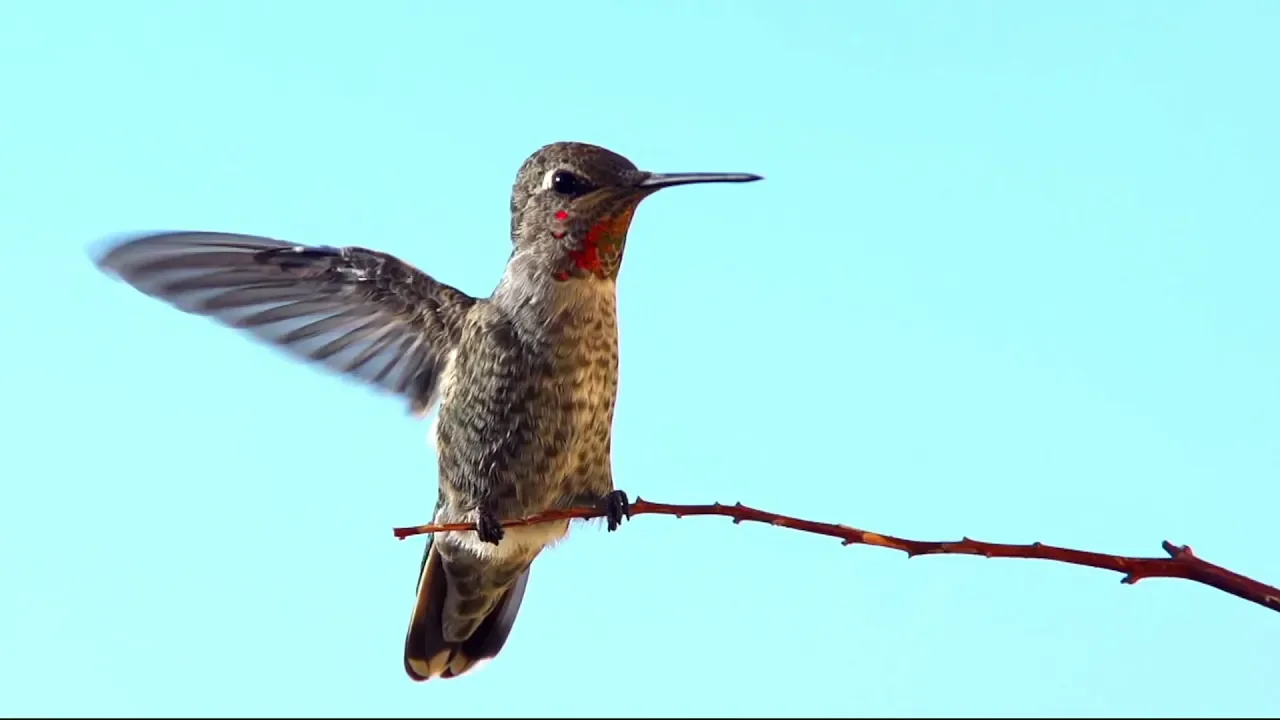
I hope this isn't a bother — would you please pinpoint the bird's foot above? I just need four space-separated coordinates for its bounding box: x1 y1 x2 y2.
474 508 505 545
603 489 631 532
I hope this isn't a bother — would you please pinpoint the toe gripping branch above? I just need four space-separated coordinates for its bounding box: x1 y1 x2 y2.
468 490 631 544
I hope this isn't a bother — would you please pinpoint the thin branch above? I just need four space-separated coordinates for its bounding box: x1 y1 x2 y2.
391 497 1280 614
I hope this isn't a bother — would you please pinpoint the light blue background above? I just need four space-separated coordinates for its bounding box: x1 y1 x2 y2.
2 1 1277 716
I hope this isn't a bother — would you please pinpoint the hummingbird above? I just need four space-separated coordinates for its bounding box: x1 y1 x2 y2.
94 141 762 682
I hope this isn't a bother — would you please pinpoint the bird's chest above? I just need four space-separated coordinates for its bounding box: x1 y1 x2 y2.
553 317 620 438
433 298 620 470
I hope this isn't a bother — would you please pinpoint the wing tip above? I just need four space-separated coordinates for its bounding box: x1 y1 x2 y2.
91 230 236 277
89 230 303 275
89 229 169 275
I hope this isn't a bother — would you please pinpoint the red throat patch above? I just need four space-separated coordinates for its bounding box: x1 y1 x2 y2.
572 207 635 277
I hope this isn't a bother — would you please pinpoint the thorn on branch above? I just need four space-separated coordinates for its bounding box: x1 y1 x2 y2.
1163 541 1193 559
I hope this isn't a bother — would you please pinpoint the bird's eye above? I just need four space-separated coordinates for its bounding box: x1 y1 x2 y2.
551 170 585 195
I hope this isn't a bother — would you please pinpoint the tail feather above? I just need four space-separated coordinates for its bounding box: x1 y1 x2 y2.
403 542 531 682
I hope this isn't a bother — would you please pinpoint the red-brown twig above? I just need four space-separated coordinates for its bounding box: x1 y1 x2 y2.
391 497 1280 614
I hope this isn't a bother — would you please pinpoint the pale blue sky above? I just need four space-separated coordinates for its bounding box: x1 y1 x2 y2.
2 1 1278 716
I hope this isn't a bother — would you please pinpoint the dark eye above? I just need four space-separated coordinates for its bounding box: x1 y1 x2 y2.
551 170 585 195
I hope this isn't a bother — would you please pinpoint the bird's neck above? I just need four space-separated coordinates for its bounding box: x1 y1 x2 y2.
491 247 618 337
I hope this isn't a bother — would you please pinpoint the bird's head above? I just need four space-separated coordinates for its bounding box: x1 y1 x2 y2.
508 141 761 282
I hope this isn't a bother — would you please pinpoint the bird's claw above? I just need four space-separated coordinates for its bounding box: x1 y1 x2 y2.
603 490 631 532
475 509 505 545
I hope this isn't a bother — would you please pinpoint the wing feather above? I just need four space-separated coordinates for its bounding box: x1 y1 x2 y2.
95 231 477 413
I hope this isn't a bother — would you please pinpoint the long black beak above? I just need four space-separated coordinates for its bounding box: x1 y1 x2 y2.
637 171 764 190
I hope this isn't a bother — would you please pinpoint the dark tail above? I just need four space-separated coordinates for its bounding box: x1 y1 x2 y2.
403 542 531 682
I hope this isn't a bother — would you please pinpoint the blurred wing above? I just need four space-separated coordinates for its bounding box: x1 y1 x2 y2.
95 231 478 413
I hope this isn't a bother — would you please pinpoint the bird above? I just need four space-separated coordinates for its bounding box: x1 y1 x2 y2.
93 140 763 682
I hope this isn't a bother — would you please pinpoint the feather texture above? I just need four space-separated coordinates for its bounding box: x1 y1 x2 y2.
96 231 476 413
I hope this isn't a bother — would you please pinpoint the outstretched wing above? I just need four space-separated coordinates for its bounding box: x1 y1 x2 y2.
95 231 478 414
